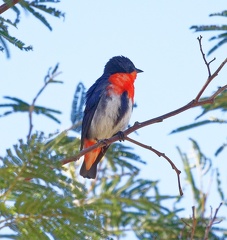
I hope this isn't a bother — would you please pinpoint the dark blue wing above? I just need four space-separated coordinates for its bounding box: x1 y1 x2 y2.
80 74 110 150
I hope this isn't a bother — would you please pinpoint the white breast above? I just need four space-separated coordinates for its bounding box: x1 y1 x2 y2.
89 93 132 140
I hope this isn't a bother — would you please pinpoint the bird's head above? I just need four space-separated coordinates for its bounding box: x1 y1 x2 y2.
104 56 143 75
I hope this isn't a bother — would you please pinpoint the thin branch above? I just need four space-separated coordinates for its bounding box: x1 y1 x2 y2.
125 136 183 196
62 141 104 165
27 71 62 140
181 218 191 228
62 76 227 165
180 206 197 239
197 35 215 78
204 203 223 240
0 0 20 14
195 36 227 101
190 206 197 240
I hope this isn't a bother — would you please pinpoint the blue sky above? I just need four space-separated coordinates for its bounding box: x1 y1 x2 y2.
1 0 227 236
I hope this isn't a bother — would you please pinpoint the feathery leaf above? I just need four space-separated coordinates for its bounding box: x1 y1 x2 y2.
71 82 86 133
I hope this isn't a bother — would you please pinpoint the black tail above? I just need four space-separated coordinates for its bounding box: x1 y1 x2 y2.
80 146 109 179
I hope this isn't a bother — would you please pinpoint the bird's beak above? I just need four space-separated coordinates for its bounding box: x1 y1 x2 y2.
135 68 143 73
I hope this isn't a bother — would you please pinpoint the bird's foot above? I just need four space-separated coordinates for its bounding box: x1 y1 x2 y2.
97 138 108 147
116 131 125 142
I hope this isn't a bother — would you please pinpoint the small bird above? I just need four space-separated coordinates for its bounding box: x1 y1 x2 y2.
80 56 143 179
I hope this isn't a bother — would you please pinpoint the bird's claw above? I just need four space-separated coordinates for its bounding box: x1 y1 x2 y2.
97 138 108 147
116 131 125 142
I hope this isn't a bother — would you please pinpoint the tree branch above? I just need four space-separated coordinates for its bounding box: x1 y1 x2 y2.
197 35 215 78
195 36 227 101
204 203 223 240
0 0 21 15
62 37 227 196
191 206 197 240
125 136 183 195
62 75 227 163
27 70 62 140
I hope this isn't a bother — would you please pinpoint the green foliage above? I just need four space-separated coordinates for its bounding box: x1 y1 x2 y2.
215 141 227 156
2 127 225 239
1 76 178 239
171 90 227 157
0 92 181 239
0 96 61 122
0 16 32 57
170 118 227 134
20 0 64 31
196 90 227 118
30 1 65 19
190 10 227 55
0 0 64 57
177 139 211 214
1 3 227 237
1 78 226 238
0 64 62 124
177 140 226 239
0 133 105 239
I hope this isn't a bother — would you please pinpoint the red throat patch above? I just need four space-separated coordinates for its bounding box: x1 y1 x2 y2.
108 70 137 100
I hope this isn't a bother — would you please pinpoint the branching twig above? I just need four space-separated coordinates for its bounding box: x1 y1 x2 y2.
204 203 223 240
195 36 227 101
27 71 62 140
197 35 215 78
125 136 183 196
62 37 227 196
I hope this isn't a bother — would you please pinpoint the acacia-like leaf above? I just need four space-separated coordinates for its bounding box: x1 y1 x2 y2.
191 25 227 32
216 169 225 201
0 0 63 56
21 3 52 30
208 37 227 55
210 11 227 17
71 82 86 133
177 146 201 203
215 142 227 156
0 29 32 51
30 3 65 19
170 119 227 134
171 90 227 134
196 90 227 118
0 96 61 123
190 9 227 55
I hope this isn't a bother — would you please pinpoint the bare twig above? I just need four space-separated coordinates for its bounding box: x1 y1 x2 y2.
204 203 223 240
27 71 62 140
125 136 183 196
191 206 197 240
180 207 197 239
195 36 227 101
197 35 215 78
181 218 191 228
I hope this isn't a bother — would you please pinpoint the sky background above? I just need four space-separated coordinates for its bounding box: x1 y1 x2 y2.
1 0 227 237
